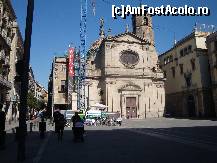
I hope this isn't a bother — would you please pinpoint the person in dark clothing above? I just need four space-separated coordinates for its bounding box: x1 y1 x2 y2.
56 114 66 142
53 111 61 133
71 112 80 126
0 104 6 149
0 105 5 131
71 112 84 142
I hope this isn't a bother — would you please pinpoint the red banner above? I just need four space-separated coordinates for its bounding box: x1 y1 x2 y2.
68 48 74 77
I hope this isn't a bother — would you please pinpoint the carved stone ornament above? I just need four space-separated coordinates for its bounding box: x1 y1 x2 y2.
119 82 142 92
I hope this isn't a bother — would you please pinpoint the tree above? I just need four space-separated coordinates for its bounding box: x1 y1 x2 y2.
27 92 37 109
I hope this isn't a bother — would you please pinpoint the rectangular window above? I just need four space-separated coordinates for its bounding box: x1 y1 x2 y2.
164 58 166 65
215 41 217 51
163 71 167 78
61 65 66 72
179 64 183 75
184 48 188 55
149 98 150 111
60 80 65 92
191 59 196 71
180 50 184 57
188 45 192 53
170 56 173 62
171 67 175 78
167 57 170 63
161 94 162 104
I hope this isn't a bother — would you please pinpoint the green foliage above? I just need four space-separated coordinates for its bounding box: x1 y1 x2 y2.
27 92 46 111
27 92 37 109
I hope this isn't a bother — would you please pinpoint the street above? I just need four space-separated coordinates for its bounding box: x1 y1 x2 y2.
1 118 217 163
2 118 217 163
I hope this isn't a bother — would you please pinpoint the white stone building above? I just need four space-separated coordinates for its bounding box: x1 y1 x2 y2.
79 14 165 118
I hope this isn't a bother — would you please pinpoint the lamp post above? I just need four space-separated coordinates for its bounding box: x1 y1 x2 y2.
17 0 34 161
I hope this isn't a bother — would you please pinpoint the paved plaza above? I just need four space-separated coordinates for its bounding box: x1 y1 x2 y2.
1 118 217 163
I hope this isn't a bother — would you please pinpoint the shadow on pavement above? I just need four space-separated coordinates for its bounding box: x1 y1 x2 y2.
37 125 217 163
0 131 48 163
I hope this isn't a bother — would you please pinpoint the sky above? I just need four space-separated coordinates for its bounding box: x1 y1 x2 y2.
11 0 217 89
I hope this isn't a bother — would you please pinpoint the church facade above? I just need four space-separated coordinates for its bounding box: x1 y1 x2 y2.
72 14 166 118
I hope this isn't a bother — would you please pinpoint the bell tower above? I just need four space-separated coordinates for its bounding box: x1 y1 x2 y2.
132 14 155 45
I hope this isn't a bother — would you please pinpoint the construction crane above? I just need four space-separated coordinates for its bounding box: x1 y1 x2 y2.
76 0 87 110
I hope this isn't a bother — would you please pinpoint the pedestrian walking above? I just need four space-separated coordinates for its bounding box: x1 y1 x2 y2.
53 110 61 133
56 114 66 142
39 117 46 139
72 112 84 142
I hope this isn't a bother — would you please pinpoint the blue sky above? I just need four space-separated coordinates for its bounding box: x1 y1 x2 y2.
11 0 217 89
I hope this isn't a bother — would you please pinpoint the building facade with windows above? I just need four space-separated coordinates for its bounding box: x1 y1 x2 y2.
7 21 24 120
48 14 165 118
34 81 48 103
0 0 19 117
159 30 215 117
80 14 165 118
206 31 217 116
50 57 68 112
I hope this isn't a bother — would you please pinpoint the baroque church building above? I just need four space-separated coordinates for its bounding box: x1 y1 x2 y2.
73 14 165 118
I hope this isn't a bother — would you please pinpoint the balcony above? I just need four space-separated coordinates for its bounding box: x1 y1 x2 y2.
0 28 11 47
7 37 11 46
3 58 10 68
0 50 5 61
0 74 12 89
1 29 7 40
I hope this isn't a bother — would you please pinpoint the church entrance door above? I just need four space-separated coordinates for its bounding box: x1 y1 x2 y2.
126 97 137 118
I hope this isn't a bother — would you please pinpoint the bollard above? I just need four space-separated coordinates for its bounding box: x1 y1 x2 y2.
0 130 6 150
30 122 33 132
15 127 19 141
15 125 27 141
39 121 46 139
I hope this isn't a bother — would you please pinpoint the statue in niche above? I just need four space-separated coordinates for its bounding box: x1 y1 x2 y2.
143 17 148 26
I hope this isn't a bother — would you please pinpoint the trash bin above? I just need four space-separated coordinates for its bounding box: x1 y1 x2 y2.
15 125 27 141
39 121 46 139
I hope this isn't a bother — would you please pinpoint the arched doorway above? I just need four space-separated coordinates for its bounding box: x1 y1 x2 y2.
187 95 196 117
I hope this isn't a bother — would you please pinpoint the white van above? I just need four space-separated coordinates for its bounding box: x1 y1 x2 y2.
65 110 74 120
86 110 101 119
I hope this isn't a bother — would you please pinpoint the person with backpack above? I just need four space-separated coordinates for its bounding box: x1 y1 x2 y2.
56 113 66 142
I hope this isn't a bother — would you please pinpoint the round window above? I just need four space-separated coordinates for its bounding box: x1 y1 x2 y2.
120 51 139 67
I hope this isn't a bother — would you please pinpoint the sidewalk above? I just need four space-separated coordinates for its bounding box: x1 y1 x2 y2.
5 120 19 132
0 121 53 163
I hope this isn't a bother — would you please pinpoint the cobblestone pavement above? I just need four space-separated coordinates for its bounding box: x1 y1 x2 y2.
1 118 217 163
